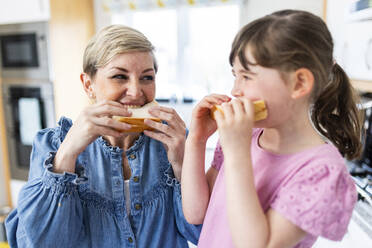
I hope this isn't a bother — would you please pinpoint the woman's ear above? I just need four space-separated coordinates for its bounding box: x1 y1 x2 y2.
291 68 314 99
80 72 95 99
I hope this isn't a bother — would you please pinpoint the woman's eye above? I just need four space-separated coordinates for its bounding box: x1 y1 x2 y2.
142 75 154 81
112 74 128 80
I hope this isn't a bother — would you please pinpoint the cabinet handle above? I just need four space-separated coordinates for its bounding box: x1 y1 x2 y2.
366 38 372 71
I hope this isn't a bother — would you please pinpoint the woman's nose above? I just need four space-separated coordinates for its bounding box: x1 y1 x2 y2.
126 79 143 97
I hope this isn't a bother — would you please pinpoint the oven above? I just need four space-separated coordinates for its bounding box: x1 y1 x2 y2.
0 21 54 181
1 81 55 181
0 21 50 80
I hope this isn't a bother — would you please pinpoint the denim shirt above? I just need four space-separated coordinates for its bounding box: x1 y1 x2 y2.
5 117 201 248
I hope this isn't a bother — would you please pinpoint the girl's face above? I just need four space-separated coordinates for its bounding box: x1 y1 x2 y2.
231 47 295 126
90 52 156 107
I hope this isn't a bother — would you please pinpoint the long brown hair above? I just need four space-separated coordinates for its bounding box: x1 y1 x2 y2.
229 10 363 160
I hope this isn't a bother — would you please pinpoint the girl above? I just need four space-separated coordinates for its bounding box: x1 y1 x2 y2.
181 10 362 248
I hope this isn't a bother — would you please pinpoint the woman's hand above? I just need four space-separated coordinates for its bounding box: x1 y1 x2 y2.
143 106 187 181
189 94 231 143
214 98 255 157
53 100 132 173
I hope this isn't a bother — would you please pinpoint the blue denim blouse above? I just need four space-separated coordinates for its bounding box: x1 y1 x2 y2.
5 117 201 248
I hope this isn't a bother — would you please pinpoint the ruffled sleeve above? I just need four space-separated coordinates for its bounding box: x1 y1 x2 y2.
163 161 202 244
5 117 88 248
211 140 224 171
270 161 357 241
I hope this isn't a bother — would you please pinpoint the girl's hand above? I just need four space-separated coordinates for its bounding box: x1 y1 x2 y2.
214 98 255 156
189 94 231 143
143 106 187 180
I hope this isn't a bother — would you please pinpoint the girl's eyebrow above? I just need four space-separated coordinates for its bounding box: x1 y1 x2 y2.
238 68 257 75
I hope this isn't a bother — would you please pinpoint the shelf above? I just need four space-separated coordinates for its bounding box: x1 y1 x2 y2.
351 79 372 93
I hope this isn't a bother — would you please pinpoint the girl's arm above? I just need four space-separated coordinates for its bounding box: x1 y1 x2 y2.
224 155 306 248
181 136 212 224
216 98 306 248
181 94 230 224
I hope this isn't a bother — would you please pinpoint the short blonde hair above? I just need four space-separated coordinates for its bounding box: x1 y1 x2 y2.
83 24 157 77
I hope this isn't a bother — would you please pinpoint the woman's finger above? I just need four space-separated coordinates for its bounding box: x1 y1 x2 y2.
148 107 186 130
92 116 132 131
93 124 125 138
144 119 182 137
90 101 132 118
143 129 172 144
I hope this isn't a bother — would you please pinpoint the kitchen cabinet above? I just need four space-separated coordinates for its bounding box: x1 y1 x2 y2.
0 0 50 24
327 0 372 92
49 0 95 121
337 21 372 81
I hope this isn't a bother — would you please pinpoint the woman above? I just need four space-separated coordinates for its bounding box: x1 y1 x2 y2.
5 25 201 248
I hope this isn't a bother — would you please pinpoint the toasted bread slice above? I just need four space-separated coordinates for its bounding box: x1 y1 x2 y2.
113 100 161 132
211 100 267 121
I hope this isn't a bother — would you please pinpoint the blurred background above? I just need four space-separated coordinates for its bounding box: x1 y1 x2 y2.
0 0 372 247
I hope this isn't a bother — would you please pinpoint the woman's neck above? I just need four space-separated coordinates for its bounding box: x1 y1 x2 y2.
103 133 141 151
259 110 325 155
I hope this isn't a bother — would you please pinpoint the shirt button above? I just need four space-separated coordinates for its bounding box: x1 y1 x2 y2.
129 154 136 160
133 176 139 182
134 203 142 210
128 237 133 243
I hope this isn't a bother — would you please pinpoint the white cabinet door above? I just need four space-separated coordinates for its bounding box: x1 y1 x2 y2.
0 0 50 24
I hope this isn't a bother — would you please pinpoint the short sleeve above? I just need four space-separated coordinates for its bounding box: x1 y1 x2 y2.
271 162 357 241
211 140 224 171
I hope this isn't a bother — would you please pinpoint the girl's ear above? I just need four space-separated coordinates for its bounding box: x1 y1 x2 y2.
80 73 95 99
291 68 314 99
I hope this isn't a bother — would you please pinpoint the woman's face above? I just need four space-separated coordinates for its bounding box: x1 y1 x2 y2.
90 51 156 107
230 47 295 126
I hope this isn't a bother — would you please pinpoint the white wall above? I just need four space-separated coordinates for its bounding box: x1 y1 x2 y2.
93 0 325 33
240 0 324 25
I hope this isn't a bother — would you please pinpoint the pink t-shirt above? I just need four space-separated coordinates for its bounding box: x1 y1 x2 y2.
198 129 357 248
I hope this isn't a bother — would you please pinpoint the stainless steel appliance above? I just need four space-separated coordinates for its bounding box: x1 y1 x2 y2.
1 81 55 180
0 22 55 181
0 21 50 79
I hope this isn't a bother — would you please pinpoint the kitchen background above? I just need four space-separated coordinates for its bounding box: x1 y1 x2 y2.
0 0 371 247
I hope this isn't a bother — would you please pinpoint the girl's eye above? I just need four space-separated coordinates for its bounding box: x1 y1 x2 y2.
243 75 252 80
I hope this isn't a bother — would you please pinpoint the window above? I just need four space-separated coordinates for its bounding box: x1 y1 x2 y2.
112 3 240 101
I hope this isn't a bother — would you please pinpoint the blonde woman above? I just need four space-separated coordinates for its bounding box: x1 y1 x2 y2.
6 25 201 248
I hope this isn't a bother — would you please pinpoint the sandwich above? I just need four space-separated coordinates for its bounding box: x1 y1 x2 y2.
113 100 161 132
211 100 267 121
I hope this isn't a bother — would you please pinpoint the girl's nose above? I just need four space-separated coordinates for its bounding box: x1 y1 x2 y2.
126 79 143 97
231 81 243 97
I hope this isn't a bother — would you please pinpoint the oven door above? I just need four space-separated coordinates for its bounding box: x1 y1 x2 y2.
2 82 55 181
0 33 39 68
